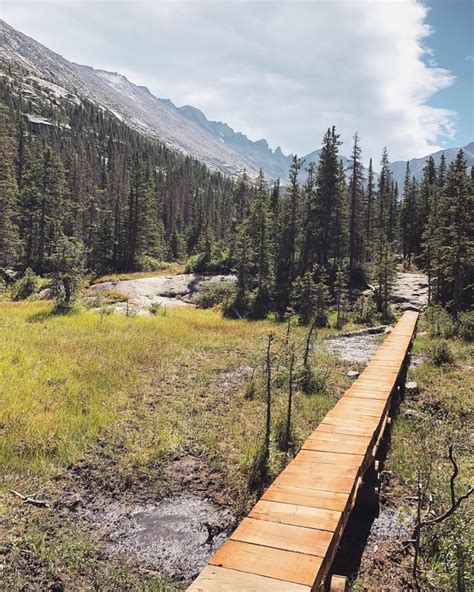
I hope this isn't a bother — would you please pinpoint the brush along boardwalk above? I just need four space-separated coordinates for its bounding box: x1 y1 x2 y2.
187 311 419 592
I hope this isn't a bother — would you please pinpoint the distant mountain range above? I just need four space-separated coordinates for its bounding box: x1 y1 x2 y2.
1 19 473 187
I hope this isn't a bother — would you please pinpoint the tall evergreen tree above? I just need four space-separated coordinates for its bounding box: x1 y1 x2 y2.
0 107 21 267
347 132 365 285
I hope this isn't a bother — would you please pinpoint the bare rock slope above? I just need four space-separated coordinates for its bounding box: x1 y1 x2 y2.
89 274 236 310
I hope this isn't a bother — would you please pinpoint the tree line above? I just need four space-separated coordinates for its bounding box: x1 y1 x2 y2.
0 74 472 317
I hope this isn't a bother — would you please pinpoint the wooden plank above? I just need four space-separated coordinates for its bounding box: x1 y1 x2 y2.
187 565 312 591
302 432 371 455
294 449 363 467
283 460 360 480
273 469 355 494
249 499 342 532
209 540 323 587
262 483 349 512
231 517 334 557
329 399 388 417
343 387 390 401
318 422 379 438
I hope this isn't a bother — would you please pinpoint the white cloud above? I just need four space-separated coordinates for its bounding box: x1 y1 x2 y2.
3 0 456 162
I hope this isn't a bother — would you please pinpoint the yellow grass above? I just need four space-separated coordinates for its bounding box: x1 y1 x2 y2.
0 301 348 500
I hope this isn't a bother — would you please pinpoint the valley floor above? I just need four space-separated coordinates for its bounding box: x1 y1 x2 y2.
1 301 354 590
1 283 472 591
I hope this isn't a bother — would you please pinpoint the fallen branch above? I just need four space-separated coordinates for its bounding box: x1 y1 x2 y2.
9 490 50 508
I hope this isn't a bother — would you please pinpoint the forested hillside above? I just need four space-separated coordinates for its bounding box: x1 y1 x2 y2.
0 71 473 318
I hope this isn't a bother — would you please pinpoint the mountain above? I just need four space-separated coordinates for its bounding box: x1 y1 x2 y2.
1 20 472 185
0 19 259 176
178 104 291 179
0 19 348 181
389 142 474 188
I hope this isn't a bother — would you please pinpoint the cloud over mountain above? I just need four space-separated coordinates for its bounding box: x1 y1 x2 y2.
3 0 456 163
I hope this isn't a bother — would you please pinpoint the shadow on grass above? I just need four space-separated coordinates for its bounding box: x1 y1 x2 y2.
26 303 82 323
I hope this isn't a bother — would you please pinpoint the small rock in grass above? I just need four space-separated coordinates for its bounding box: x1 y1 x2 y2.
405 381 418 393
403 408 424 420
347 370 360 378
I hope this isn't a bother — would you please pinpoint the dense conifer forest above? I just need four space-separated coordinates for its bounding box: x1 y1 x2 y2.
0 75 473 318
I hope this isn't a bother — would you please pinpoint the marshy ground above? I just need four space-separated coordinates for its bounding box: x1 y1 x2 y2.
1 272 472 591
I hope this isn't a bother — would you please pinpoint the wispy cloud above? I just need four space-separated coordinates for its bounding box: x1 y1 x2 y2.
3 0 457 161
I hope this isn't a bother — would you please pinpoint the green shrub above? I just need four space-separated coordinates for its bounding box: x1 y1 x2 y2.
194 281 236 309
185 252 231 274
135 256 167 272
12 268 39 300
274 412 296 453
351 293 378 324
242 436 268 491
297 365 329 395
425 305 456 338
429 341 454 366
222 290 250 318
243 379 257 400
457 311 474 341
148 302 162 316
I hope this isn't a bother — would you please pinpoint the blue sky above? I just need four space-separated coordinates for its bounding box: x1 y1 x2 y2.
424 0 473 148
2 1 473 162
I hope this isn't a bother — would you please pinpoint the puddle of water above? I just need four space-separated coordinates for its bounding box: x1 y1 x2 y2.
368 505 414 542
84 496 234 582
325 334 382 364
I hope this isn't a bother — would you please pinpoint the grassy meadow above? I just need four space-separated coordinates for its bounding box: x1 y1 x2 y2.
3 293 471 591
1 297 355 589
0 300 351 504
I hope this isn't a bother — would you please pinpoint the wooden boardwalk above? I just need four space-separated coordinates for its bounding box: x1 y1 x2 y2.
188 311 419 592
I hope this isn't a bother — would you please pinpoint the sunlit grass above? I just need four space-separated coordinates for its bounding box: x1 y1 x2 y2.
0 301 350 500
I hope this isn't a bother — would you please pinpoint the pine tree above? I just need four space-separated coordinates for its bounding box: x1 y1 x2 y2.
435 150 473 315
365 157 374 260
419 156 438 302
274 156 303 312
0 106 21 267
299 161 317 275
347 132 365 285
315 127 341 267
248 170 273 313
21 146 66 272
400 162 416 267
373 148 396 316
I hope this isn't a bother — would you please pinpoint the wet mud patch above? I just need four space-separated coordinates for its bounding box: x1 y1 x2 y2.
367 503 415 543
325 333 382 364
81 495 234 583
162 454 232 506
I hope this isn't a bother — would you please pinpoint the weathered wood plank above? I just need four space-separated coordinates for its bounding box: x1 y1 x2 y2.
261 483 349 512
249 499 342 532
209 540 323 587
302 432 371 455
230 517 334 557
187 565 312 591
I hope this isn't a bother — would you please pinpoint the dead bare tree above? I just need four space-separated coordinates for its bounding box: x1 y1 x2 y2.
412 445 473 591
285 344 296 452
264 333 274 463
303 315 318 369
